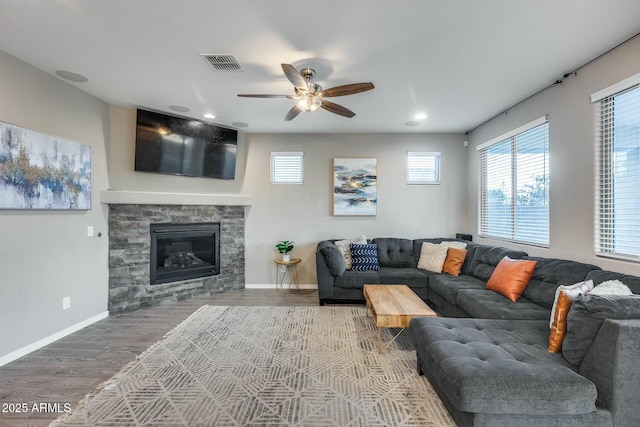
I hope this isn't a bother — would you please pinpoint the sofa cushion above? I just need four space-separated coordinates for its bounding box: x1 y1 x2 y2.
522 257 601 309
373 238 415 268
486 257 537 302
443 247 468 276
428 274 487 306
378 267 431 288
350 243 380 271
457 289 551 320
333 270 380 289
409 317 597 415
317 241 346 276
466 245 528 282
459 242 480 276
563 294 640 365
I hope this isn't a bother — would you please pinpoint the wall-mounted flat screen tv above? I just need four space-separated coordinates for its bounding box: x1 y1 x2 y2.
134 109 237 180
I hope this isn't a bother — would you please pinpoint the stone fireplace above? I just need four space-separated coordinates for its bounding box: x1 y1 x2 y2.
103 191 249 314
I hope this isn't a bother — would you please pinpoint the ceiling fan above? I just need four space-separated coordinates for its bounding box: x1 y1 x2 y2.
238 64 374 121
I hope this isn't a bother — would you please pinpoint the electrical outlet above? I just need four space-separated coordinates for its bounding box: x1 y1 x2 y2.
87 225 94 237
62 297 71 310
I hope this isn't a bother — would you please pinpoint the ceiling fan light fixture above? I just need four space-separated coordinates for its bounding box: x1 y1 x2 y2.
238 63 374 120
297 96 322 112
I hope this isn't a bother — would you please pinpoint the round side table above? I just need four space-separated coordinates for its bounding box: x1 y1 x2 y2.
274 258 301 292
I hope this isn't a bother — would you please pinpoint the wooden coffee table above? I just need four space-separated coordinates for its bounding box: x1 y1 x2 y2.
363 284 437 353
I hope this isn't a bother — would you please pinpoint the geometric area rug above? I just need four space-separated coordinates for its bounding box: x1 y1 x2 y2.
51 305 454 426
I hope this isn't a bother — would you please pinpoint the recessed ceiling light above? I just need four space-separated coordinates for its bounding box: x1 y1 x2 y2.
55 70 88 83
169 105 190 113
414 113 427 120
203 113 216 119
405 120 422 126
232 122 249 128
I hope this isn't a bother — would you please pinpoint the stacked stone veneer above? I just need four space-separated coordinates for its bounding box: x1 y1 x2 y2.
108 204 245 314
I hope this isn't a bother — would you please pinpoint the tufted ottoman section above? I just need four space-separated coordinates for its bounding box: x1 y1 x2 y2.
408 317 597 416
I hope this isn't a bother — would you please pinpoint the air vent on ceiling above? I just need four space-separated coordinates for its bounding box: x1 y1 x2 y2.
200 54 243 71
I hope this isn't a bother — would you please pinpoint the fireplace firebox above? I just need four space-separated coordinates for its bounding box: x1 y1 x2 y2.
150 223 220 285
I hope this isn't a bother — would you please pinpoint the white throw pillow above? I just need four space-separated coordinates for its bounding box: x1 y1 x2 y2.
590 279 633 296
418 242 449 272
549 280 594 328
335 235 367 270
440 241 467 250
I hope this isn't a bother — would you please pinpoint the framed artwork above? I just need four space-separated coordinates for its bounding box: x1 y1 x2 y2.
333 157 377 216
0 120 92 210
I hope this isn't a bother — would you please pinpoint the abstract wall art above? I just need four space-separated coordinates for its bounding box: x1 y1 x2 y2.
0 120 91 210
333 157 377 216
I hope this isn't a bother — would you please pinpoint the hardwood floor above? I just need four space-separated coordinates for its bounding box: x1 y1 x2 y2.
0 289 320 427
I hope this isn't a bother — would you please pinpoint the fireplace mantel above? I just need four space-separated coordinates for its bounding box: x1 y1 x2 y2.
100 190 252 206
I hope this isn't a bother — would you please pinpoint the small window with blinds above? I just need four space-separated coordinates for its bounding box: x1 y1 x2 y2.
592 72 640 261
270 152 303 184
478 117 549 246
407 152 441 184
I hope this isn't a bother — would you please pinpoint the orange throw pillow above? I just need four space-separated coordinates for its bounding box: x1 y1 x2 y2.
442 247 468 276
547 280 594 353
486 257 537 302
548 290 573 352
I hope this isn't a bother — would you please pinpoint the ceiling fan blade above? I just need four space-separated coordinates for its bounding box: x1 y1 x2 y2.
282 63 307 89
320 100 356 118
318 82 374 98
237 94 292 98
284 105 303 121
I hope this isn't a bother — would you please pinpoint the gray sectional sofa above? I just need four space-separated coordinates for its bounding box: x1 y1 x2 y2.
315 237 640 426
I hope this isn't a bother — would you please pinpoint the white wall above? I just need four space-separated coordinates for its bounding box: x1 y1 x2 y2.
241 133 468 285
108 106 246 195
0 51 110 360
465 36 640 275
106 112 468 286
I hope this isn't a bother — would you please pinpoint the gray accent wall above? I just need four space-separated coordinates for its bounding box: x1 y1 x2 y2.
465 36 640 276
0 51 110 358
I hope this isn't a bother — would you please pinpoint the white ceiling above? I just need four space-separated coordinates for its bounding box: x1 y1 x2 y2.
1 1 639 133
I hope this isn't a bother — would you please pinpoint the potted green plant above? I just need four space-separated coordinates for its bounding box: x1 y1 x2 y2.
275 240 294 262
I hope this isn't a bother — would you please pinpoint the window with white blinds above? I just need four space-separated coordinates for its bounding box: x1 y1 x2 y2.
478 117 549 246
270 152 303 184
407 152 441 184
593 73 640 261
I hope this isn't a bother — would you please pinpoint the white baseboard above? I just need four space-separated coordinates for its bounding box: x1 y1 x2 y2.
245 283 318 290
0 311 109 367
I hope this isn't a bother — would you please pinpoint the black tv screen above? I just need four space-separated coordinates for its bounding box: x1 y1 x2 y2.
134 109 237 180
